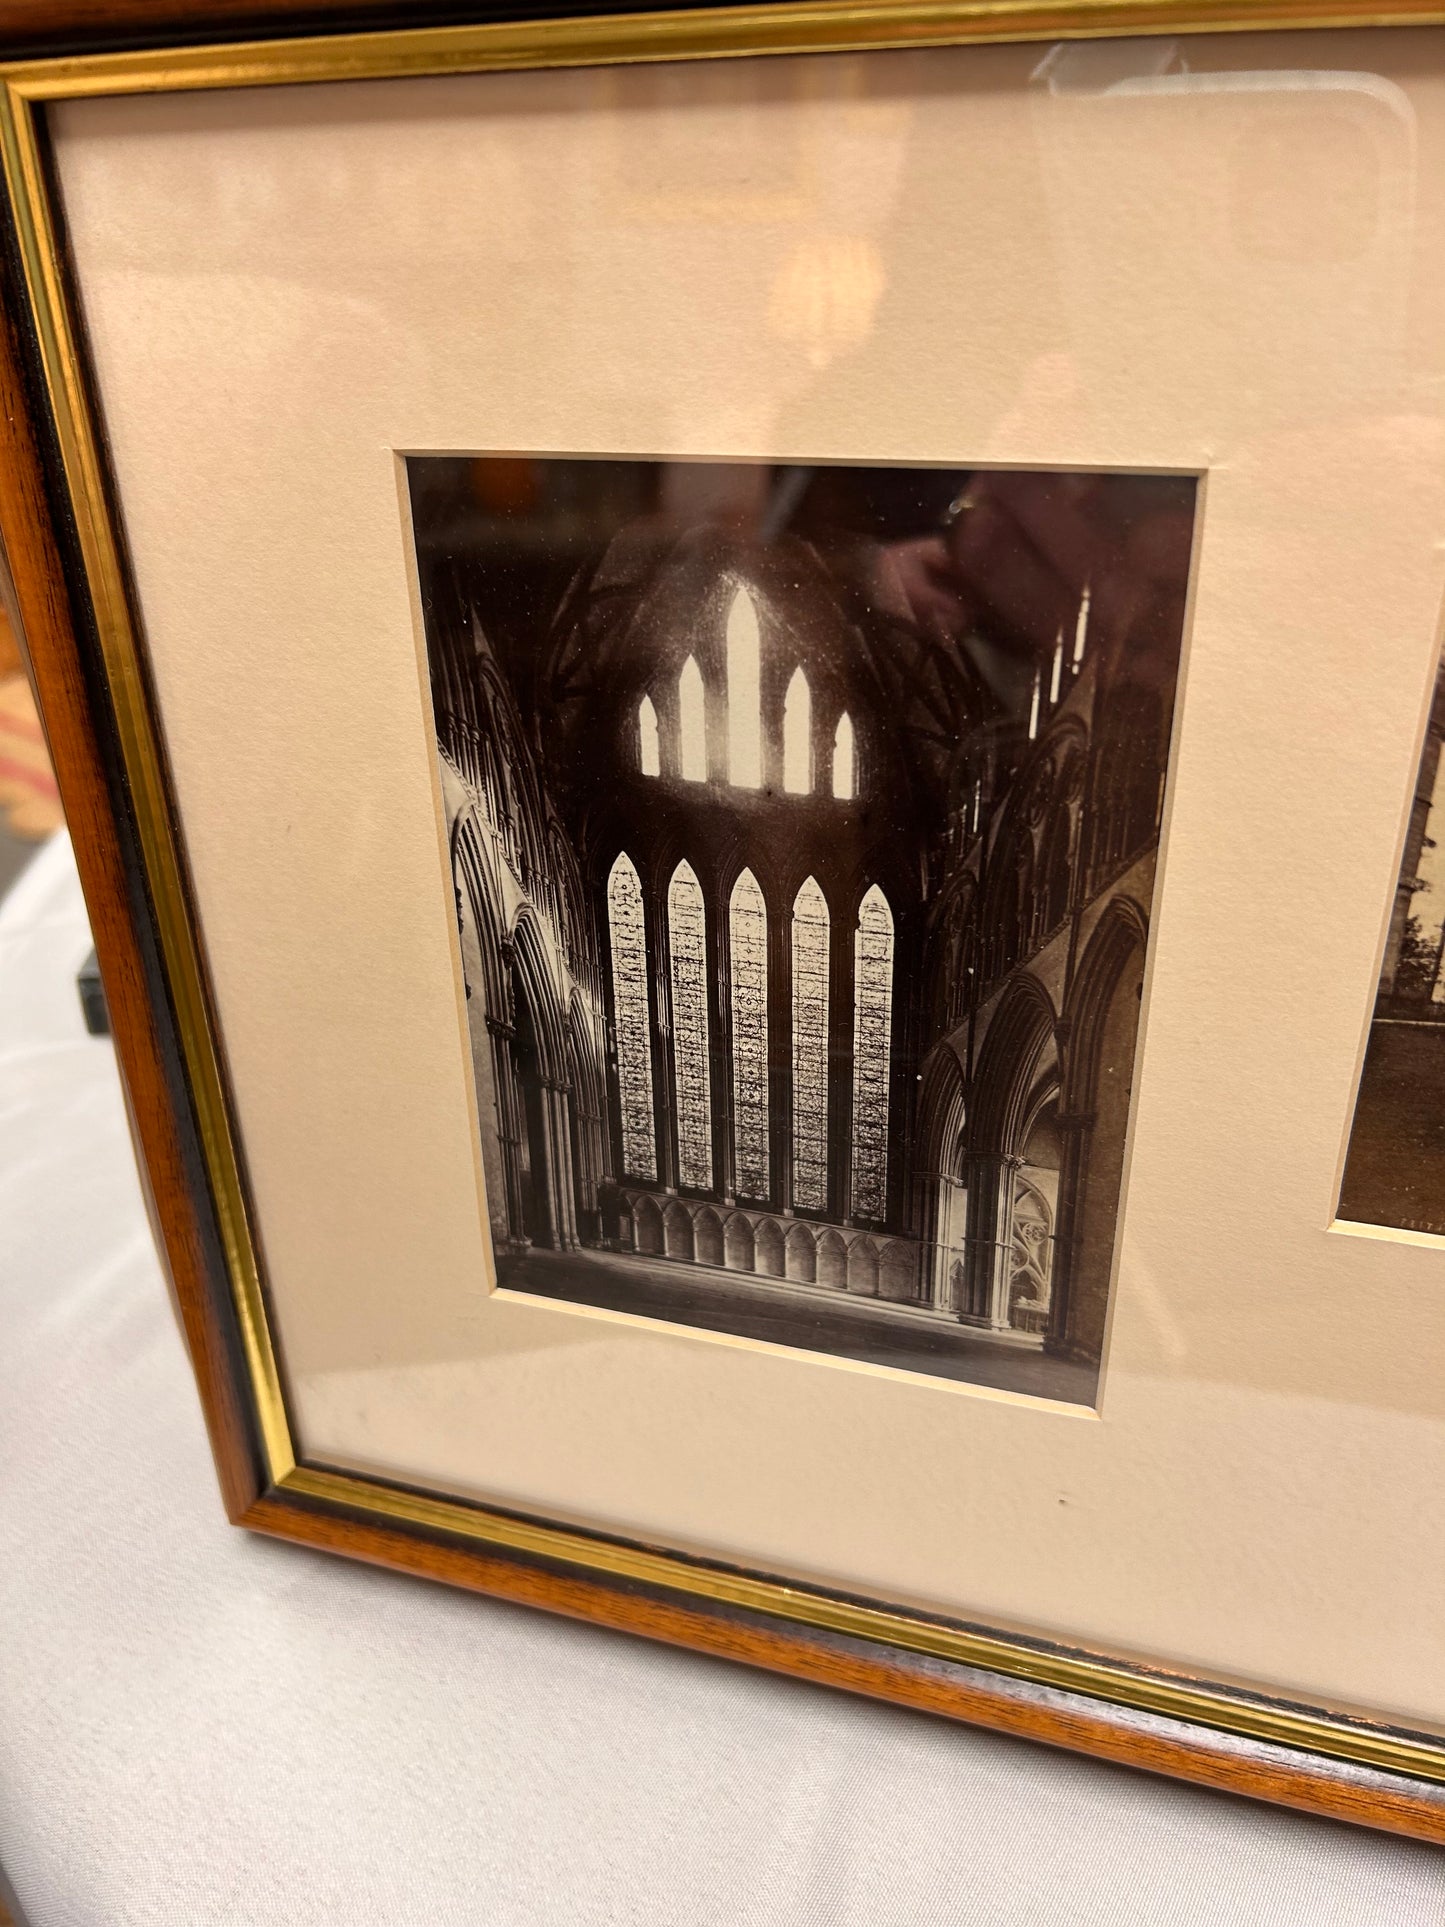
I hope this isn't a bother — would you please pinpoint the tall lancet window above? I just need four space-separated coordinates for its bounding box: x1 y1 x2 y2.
606 853 656 1180
850 885 894 1219
726 589 762 789
791 877 830 1210
637 694 660 777
678 656 707 782
668 861 713 1189
729 870 770 1198
783 668 811 794
832 712 855 800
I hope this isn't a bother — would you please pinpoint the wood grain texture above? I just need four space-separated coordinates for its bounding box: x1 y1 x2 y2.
240 1489 1445 1843
1 0 1443 1845
0 215 264 1522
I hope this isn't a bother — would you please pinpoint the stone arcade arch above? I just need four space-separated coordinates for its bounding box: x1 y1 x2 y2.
695 1207 725 1268
785 1222 816 1282
509 914 578 1252
664 1199 695 1261
1051 897 1149 1360
755 1219 786 1277
724 1212 755 1272
817 1228 848 1289
962 974 1058 1331
917 1045 968 1315
449 805 522 1249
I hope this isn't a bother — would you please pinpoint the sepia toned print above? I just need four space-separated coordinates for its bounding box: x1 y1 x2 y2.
410 457 1196 1406
1339 647 1445 1237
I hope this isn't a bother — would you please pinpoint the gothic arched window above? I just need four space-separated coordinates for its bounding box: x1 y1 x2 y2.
668 860 713 1188
851 885 894 1219
791 876 830 1209
832 711 855 800
783 668 811 794
637 694 660 777
726 588 762 790
729 869 769 1198
606 852 656 1180
678 656 707 782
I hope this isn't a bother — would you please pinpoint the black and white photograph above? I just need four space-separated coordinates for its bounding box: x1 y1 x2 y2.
1339 644 1445 1238
410 456 1196 1405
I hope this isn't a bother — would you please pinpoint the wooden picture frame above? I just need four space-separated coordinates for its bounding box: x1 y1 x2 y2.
5 0 1445 1843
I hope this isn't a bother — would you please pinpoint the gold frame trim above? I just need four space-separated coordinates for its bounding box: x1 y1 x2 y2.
5 0 1445 1792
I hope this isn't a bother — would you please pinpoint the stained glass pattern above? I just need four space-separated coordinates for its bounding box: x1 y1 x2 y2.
851 885 893 1218
668 861 714 1188
729 870 769 1197
606 853 656 1180
791 877 830 1210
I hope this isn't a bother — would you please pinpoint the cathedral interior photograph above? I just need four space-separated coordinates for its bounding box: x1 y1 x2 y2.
408 455 1197 1406
1338 640 1445 1238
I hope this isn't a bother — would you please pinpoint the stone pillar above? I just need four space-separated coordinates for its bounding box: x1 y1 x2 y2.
541 1077 579 1251
1043 1110 1093 1356
960 1152 1023 1331
487 1013 528 1247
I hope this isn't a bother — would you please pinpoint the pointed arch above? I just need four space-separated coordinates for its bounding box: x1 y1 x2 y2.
754 1218 786 1277
791 877 830 1210
972 972 1058 1155
783 667 811 793
880 1241 917 1301
606 852 656 1181
729 868 770 1199
832 711 855 800
847 1238 879 1295
637 694 660 776
726 587 762 789
663 1199 695 1261
678 655 707 782
633 1194 664 1256
785 1221 817 1282
724 1212 756 1272
668 859 713 1189
850 885 894 1220
817 1228 848 1289
695 1206 725 1268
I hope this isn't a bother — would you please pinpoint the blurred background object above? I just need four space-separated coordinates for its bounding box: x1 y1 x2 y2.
0 601 62 900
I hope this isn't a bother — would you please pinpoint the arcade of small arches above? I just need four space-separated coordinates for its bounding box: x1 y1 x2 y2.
615 1188 919 1302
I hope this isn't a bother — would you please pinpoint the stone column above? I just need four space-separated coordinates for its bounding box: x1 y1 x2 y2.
961 1152 1023 1331
487 1013 528 1247
541 1077 579 1251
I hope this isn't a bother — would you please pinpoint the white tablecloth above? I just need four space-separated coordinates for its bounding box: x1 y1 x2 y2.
1 832 1441 1926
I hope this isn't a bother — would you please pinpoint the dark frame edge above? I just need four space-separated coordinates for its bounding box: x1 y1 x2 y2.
0 145 267 1523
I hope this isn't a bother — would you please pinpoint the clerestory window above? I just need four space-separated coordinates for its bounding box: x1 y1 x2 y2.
726 589 762 790
783 668 811 795
637 694 660 777
678 656 707 782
